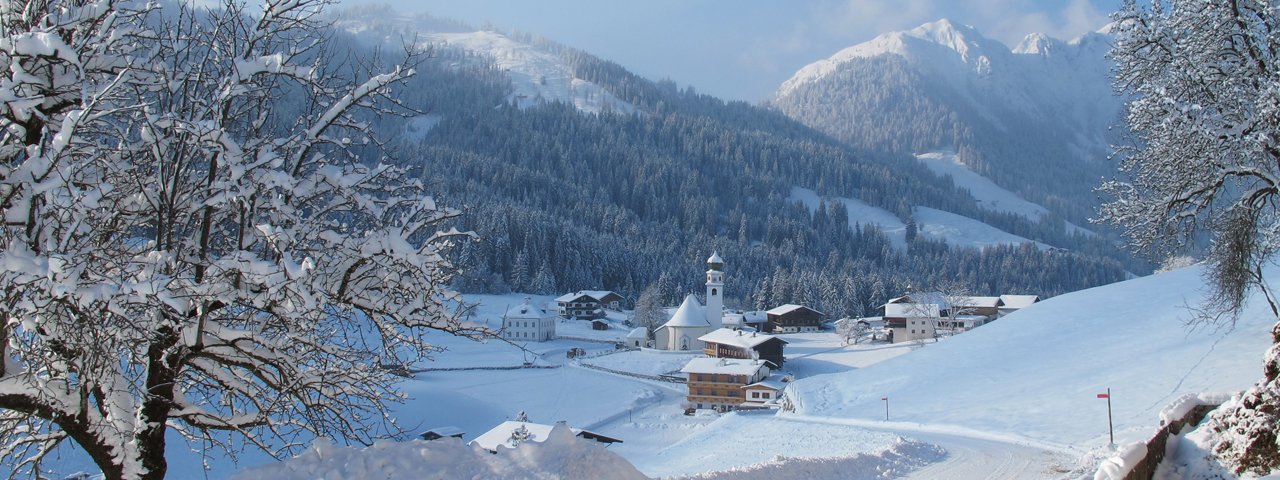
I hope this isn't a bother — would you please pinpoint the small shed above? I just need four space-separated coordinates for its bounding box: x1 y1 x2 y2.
626 327 648 348
591 320 609 331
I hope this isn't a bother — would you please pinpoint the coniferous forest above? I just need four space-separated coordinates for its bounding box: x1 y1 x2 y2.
334 18 1138 318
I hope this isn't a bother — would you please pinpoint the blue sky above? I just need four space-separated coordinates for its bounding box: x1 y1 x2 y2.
337 0 1120 102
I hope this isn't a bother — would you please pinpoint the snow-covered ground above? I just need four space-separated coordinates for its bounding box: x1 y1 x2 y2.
790 186 1045 250
915 151 1093 236
45 271 1280 479
424 31 636 115
784 264 1275 470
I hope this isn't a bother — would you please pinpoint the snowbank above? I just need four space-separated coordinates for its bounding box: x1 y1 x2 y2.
672 438 946 480
232 426 647 480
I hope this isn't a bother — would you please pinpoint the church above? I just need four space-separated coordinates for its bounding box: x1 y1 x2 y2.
654 252 725 351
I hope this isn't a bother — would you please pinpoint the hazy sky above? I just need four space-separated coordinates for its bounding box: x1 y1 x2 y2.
337 0 1119 102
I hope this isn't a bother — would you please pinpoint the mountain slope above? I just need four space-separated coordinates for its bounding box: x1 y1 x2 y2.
784 264 1274 447
771 19 1122 225
327 9 1132 317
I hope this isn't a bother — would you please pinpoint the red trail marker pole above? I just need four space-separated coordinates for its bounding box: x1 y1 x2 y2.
1097 388 1113 447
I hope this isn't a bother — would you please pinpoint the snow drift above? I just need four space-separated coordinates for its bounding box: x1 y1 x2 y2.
232 425 647 480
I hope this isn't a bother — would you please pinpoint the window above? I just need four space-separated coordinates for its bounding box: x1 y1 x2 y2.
751 392 760 399
711 288 718 296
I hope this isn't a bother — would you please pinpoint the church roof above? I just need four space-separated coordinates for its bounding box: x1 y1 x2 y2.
707 251 723 264
662 295 708 328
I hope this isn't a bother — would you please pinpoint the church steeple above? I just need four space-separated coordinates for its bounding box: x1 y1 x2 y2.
705 251 724 329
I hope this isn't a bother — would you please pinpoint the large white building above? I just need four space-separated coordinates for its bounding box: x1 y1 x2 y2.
501 298 556 342
654 252 726 351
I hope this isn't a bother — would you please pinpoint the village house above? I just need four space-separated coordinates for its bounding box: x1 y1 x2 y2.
501 298 556 342
680 357 776 411
698 328 787 368
469 420 622 452
554 290 624 319
742 376 788 409
882 295 942 343
765 304 823 333
998 294 1040 317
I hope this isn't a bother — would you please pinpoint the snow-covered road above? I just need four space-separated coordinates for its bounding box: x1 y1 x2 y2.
781 415 1079 479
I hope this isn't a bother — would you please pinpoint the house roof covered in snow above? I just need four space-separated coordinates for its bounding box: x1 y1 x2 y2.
505 299 552 319
626 327 648 339
555 290 620 303
953 296 1002 308
680 357 769 376
884 302 941 318
469 421 620 452
662 295 708 328
999 294 1040 309
743 375 788 392
765 304 823 316
698 328 786 349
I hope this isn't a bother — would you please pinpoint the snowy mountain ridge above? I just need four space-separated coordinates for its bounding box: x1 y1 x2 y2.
770 18 1124 228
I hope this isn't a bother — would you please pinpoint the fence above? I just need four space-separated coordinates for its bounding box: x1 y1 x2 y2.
1095 401 1220 480
577 362 686 384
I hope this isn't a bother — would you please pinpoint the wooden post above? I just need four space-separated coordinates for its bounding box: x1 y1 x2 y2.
882 396 889 421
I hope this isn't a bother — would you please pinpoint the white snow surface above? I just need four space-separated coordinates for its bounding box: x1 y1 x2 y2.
232 427 648 480
915 151 1094 235
789 187 908 248
784 264 1276 450
425 31 636 114
912 206 1046 250
790 186 1045 250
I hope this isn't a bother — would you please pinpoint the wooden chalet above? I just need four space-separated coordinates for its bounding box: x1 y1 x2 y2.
698 328 787 368
680 357 771 411
554 290 624 319
765 304 823 333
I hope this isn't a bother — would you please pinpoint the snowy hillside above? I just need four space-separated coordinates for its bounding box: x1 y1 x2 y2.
783 264 1275 449
790 187 1043 250
424 31 637 114
335 10 635 115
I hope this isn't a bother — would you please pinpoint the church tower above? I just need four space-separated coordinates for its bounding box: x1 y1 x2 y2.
705 251 724 329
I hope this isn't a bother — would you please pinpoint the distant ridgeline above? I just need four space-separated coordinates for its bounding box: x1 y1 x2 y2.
330 11 1135 318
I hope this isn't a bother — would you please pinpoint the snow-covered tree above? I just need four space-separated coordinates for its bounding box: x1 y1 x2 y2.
0 1 480 478
631 284 666 332
1102 0 1280 473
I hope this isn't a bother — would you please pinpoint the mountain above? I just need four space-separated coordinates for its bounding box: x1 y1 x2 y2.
324 9 1132 317
770 19 1123 225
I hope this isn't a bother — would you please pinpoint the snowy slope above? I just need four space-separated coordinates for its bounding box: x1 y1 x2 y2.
425 31 636 114
915 151 1049 219
784 264 1276 448
791 187 1042 250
